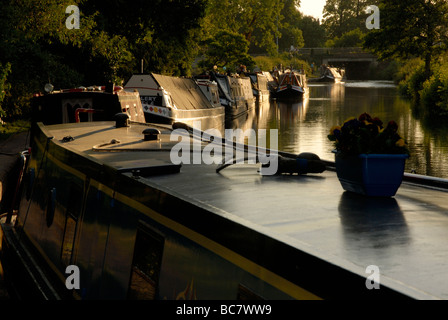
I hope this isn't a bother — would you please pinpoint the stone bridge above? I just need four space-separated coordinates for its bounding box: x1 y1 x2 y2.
297 47 378 80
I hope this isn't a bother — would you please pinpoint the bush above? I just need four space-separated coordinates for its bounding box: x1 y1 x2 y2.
396 58 426 101
253 54 311 75
326 28 365 48
420 62 448 117
0 62 12 119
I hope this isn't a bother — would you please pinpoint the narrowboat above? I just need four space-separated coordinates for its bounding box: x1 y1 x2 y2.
272 71 308 102
243 72 271 103
202 72 255 120
263 71 278 96
124 73 225 132
195 78 222 109
310 66 344 83
2 101 448 300
31 84 146 124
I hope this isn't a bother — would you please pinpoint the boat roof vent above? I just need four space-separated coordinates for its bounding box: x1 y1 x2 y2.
142 128 160 141
115 113 129 128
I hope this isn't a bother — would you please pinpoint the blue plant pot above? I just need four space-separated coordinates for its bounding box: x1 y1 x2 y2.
333 151 409 197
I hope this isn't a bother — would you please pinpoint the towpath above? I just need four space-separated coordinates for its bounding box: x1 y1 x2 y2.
0 130 30 300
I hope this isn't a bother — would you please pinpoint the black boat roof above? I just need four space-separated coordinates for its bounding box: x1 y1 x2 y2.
39 120 448 299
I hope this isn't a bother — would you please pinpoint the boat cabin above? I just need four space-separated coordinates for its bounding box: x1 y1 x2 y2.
31 85 146 125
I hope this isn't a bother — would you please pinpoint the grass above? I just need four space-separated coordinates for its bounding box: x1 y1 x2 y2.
0 119 31 142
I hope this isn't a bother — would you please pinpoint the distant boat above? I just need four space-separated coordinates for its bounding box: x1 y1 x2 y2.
263 71 278 96
124 73 225 131
198 72 255 120
195 78 222 109
272 71 308 101
310 66 344 83
243 72 271 103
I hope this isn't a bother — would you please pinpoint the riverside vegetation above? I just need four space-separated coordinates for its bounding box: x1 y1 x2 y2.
1 0 447 125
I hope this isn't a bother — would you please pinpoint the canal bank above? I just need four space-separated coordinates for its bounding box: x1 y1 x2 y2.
0 130 30 300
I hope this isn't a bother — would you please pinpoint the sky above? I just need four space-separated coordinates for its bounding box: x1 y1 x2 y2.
299 0 326 20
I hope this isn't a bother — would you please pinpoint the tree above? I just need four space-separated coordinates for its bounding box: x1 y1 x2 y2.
277 0 305 52
322 0 379 38
364 0 448 79
204 0 284 55
83 0 208 76
297 15 327 47
0 63 12 119
0 0 208 119
0 0 101 118
326 28 365 47
197 30 255 73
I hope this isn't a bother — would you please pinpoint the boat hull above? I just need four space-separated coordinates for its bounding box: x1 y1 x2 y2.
143 104 225 132
125 73 225 131
274 85 305 101
3 119 448 301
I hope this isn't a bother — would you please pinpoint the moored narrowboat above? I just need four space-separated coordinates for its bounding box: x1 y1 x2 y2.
204 72 255 120
124 73 225 132
31 84 146 124
309 66 344 83
243 72 271 103
2 97 448 300
272 71 308 102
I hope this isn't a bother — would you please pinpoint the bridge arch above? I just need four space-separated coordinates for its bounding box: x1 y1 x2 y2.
297 47 378 80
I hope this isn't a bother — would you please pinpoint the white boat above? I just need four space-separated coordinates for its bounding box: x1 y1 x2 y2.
124 73 225 131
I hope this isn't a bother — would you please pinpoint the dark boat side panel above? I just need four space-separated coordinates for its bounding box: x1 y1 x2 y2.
2 122 419 300
6 123 310 299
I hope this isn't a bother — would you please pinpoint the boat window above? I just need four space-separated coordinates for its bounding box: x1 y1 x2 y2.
62 99 92 123
127 225 164 300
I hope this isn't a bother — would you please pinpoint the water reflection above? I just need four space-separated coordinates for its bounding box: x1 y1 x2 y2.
226 105 258 131
238 81 448 179
274 99 308 124
338 192 410 250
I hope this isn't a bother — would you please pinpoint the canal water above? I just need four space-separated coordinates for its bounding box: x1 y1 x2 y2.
231 80 448 179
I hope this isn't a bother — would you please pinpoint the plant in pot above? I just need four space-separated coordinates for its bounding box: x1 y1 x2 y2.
328 112 410 197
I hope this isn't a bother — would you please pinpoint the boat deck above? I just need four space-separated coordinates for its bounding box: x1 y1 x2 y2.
45 121 448 299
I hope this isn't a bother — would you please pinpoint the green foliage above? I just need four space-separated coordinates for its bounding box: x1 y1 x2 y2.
198 30 255 73
0 119 31 142
394 56 448 118
297 16 326 48
253 54 311 75
325 28 365 48
420 61 448 117
395 58 425 98
0 0 207 120
277 0 305 52
364 0 448 79
0 63 12 118
203 0 287 55
322 0 378 38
